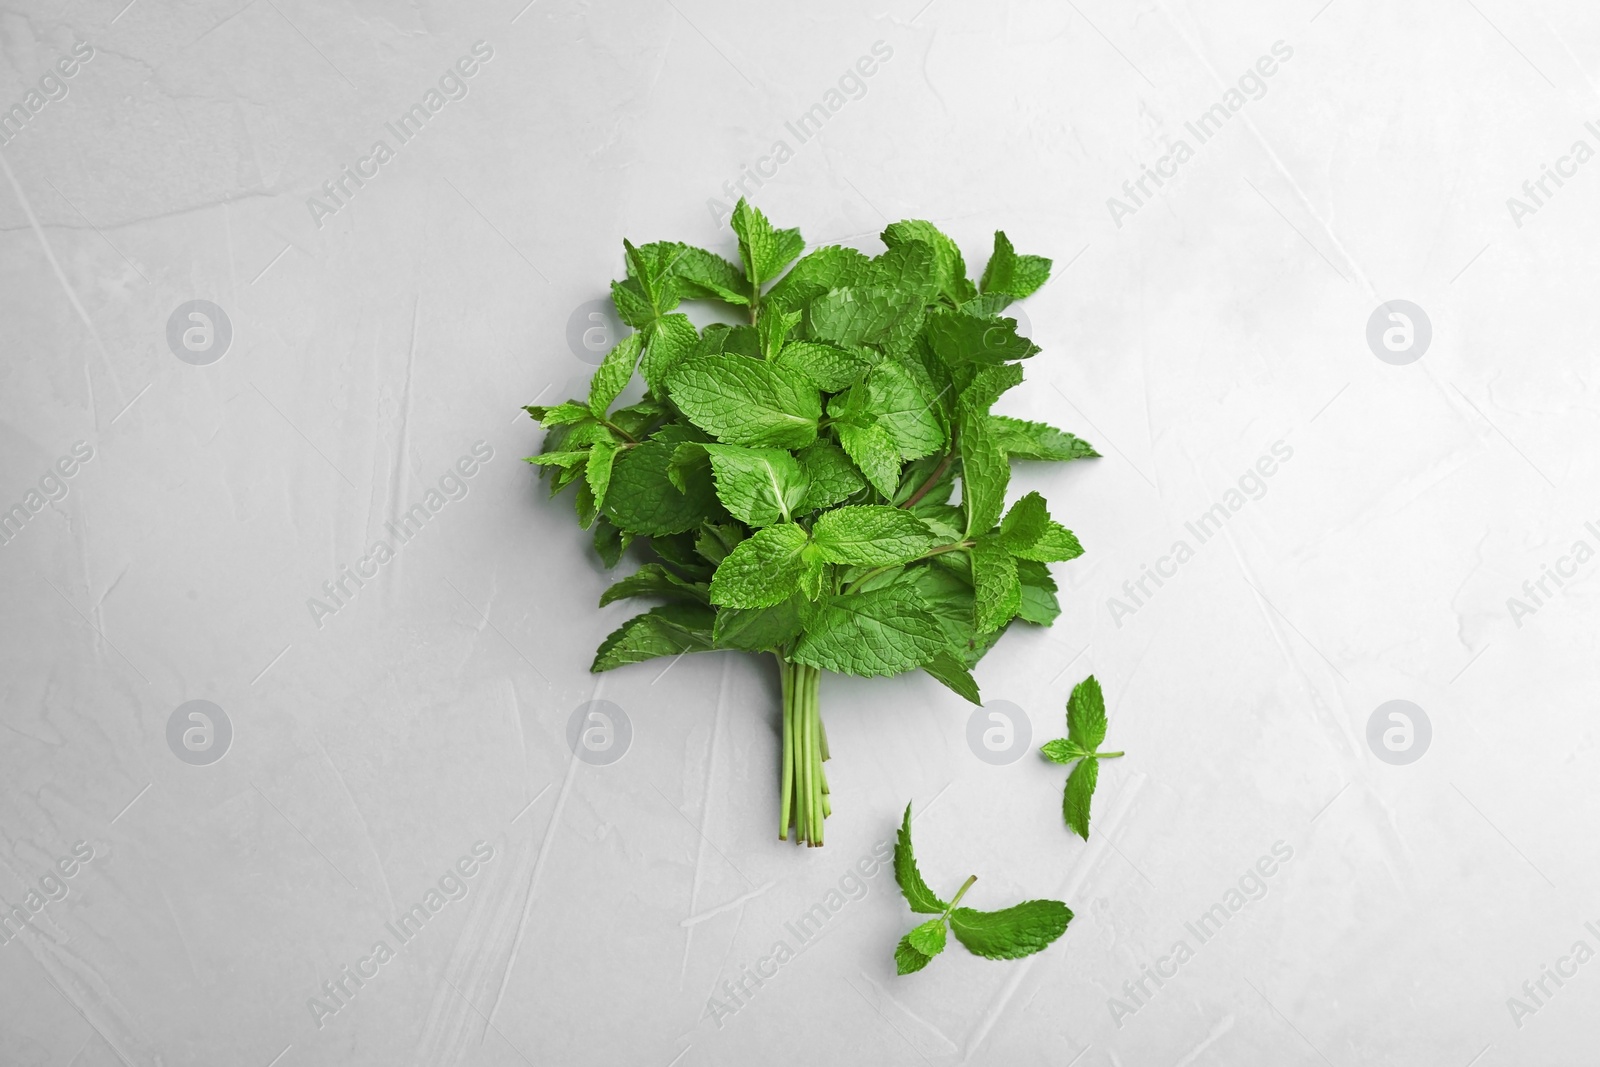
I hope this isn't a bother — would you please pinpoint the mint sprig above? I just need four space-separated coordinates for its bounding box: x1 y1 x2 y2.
893 803 1073 974
526 200 1102 846
1040 675 1123 839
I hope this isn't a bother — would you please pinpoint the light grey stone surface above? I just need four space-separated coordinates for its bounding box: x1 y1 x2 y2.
1 1 1595 1064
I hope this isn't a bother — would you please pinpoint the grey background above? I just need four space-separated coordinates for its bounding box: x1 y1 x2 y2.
1 0 1594 1064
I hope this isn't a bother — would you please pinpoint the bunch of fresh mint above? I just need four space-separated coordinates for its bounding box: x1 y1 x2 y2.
526 199 1099 846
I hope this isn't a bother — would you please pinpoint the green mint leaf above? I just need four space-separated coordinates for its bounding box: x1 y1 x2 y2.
794 440 867 512
837 422 901 498
1062 757 1099 839
698 444 808 527
525 451 588 469
948 900 1073 960
958 413 1008 537
1011 522 1083 563
589 332 644 416
979 230 1052 301
610 277 656 329
694 522 746 567
811 505 937 566
995 491 1049 551
599 562 708 607
806 287 925 351
624 238 680 314
960 363 1025 416
708 523 810 608
1039 738 1087 764
591 603 715 672
712 597 805 651
757 307 802 359
971 538 1021 634
592 517 629 568
922 649 981 704
528 400 593 427
1067 675 1107 750
925 308 1039 367
585 438 621 511
574 478 598 528
730 198 804 289
694 323 762 360
894 803 949 914
906 917 948 956
990 415 1098 461
792 588 948 676
866 240 940 302
880 220 976 304
763 245 871 312
895 935 936 975
665 353 820 449
663 244 749 305
1015 559 1060 625
602 440 722 536
773 340 870 392
639 314 700 392
866 361 945 460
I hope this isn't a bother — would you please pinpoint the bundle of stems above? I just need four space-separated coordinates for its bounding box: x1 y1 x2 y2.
778 656 829 845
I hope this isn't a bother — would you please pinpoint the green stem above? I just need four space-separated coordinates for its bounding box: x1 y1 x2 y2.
776 655 828 845
778 656 794 840
945 875 978 914
846 541 974 593
1098 751 1125 759
899 450 956 510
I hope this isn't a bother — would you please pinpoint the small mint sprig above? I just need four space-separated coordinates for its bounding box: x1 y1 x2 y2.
1040 675 1123 840
892 803 1073 975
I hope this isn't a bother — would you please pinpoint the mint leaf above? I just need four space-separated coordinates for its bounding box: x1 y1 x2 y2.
948 900 1073 960
806 287 925 351
867 240 939 302
925 308 1039 366
895 935 936 976
712 597 804 651
1011 523 1083 563
592 517 629 568
922 649 981 704
699 444 808 527
990 416 1099 461
774 340 870 392
836 422 901 498
894 803 948 915
585 438 621 510
589 332 644 416
709 523 810 608
811 505 937 566
1015 559 1060 625
958 412 1008 537
906 917 947 956
758 307 802 359
599 562 707 607
794 440 866 512
970 538 1021 634
979 230 1052 301
730 198 804 289
665 244 749 305
591 604 715 671
867 361 945 460
639 313 699 391
995 491 1049 552
793 589 948 676
763 245 871 311
1067 675 1107 750
881 220 976 304
602 440 722 536
666 354 820 449
527 400 592 427
1062 757 1099 839
1039 738 1087 764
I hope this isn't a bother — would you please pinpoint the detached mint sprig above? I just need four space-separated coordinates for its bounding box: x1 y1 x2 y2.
1040 675 1123 840
892 803 1073 974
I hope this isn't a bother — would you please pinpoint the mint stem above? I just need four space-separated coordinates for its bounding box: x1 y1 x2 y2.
946 874 978 914
1098 751 1124 758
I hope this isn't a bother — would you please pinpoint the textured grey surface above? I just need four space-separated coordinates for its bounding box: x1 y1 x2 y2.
2 0 1596 1064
